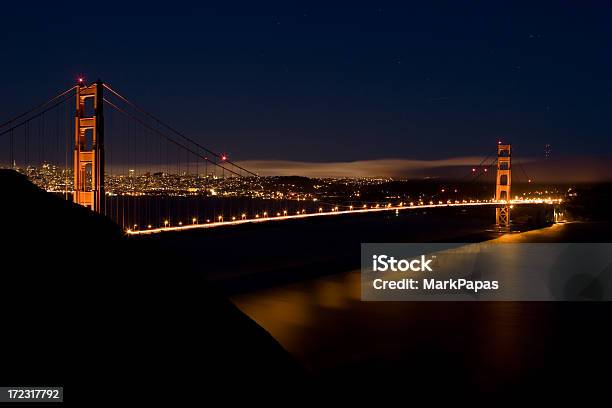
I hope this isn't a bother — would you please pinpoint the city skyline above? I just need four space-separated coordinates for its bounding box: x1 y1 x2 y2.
4 153 611 182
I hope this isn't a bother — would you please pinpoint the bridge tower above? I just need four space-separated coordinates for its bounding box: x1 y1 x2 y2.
73 80 104 213
495 143 511 230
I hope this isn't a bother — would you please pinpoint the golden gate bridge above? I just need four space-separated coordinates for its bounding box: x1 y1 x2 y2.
0 79 559 234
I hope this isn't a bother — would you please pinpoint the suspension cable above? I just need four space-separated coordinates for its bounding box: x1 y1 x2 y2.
0 86 76 130
103 98 245 177
458 148 497 181
102 83 258 177
0 93 75 138
510 147 533 183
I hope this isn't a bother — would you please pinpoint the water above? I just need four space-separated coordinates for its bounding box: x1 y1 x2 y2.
231 222 612 390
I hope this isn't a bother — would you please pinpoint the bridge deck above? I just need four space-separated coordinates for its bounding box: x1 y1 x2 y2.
126 199 558 235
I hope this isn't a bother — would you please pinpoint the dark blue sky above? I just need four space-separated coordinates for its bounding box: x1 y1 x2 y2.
1 1 611 164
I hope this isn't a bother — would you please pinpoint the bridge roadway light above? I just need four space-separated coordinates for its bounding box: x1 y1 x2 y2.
192 217 197 224
164 220 169 227
242 213 246 220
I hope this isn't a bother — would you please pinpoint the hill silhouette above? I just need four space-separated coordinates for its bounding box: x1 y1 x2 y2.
0 169 304 403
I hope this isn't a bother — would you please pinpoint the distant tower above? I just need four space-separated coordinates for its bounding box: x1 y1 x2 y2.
545 144 551 159
495 143 511 230
73 80 105 213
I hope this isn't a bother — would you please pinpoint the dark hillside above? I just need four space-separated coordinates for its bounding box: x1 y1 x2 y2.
0 169 304 403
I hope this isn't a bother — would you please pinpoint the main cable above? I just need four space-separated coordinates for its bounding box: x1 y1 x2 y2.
103 98 244 177
103 83 258 177
0 86 77 130
0 92 75 138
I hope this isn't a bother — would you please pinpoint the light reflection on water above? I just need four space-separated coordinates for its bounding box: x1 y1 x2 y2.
232 265 543 381
231 222 608 386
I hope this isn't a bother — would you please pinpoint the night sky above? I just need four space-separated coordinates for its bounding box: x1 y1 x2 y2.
1 1 611 178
